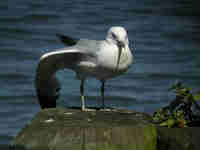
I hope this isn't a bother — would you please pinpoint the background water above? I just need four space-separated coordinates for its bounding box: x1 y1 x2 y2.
0 0 200 146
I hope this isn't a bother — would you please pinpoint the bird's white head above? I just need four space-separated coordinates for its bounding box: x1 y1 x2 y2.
106 26 129 47
106 26 130 70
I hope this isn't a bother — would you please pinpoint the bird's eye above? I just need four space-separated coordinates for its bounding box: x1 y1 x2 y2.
111 33 117 39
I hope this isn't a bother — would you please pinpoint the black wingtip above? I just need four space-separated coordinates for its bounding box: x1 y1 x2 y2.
56 33 78 46
37 94 59 109
37 88 60 109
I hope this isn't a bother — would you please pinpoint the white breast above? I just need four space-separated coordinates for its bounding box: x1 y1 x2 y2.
97 41 119 70
118 46 133 71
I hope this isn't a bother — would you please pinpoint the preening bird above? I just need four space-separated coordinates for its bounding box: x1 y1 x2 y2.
35 26 133 111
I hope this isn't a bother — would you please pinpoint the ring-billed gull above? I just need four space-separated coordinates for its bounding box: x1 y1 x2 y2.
35 26 133 111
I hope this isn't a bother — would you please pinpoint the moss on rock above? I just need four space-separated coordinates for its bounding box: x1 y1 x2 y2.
12 108 156 150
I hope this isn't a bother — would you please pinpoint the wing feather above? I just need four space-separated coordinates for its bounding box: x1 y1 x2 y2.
35 49 85 92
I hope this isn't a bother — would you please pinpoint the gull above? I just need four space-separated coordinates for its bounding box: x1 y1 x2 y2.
35 26 133 111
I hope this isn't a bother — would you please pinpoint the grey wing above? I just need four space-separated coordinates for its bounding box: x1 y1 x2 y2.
36 39 102 87
36 49 83 81
73 39 102 55
35 49 84 109
35 38 102 108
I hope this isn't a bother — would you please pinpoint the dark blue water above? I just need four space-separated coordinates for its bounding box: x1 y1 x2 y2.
1 0 200 146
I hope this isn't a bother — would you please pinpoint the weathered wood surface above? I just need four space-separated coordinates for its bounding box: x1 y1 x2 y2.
12 108 156 150
12 107 200 150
